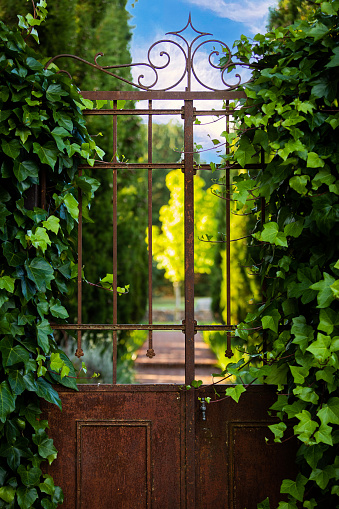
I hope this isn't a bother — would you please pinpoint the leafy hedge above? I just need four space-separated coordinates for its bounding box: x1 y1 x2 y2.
222 1 339 507
0 9 101 508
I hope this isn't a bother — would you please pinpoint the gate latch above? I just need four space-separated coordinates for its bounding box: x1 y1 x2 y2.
200 397 207 421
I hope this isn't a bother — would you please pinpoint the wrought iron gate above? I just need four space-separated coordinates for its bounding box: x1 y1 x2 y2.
43 16 296 509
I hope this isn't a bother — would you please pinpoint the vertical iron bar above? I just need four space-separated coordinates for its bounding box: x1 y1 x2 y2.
112 100 118 384
225 100 232 358
184 99 195 509
147 100 155 358
75 169 84 358
184 100 195 384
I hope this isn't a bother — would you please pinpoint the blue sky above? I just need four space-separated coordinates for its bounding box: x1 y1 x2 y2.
127 0 278 61
125 0 278 162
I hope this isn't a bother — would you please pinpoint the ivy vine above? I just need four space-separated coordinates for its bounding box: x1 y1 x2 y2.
0 6 102 508
220 1 339 507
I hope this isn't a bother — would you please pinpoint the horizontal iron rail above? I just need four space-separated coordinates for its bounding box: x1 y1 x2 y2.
79 163 263 170
51 323 235 331
84 109 235 116
81 90 247 101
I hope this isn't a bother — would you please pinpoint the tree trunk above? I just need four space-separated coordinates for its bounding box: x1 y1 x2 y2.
173 281 181 321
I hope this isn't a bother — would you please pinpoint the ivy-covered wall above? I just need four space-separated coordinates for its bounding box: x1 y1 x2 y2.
222 1 339 507
0 6 101 507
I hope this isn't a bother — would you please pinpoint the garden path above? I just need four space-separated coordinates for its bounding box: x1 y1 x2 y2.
134 330 219 384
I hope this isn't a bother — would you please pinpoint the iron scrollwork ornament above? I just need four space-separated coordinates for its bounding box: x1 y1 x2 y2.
45 14 247 91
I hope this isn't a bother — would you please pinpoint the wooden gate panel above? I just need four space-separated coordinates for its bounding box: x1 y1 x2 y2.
45 386 184 508
195 386 298 509
77 421 150 508
43 386 297 509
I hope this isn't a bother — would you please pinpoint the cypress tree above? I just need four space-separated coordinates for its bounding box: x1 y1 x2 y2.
0 0 148 327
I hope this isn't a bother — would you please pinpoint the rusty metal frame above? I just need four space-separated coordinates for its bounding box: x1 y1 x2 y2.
51 91 245 374
45 17 260 509
47 16 252 385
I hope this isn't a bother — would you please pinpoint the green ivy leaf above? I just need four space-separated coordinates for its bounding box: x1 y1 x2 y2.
257 497 270 509
32 429 58 463
307 152 325 168
284 220 304 238
36 319 53 353
48 352 78 391
225 384 246 402
317 397 339 426
26 227 51 254
293 386 319 404
268 422 287 442
326 45 339 67
13 160 39 182
45 83 68 102
0 337 30 367
290 365 309 384
294 410 318 443
309 466 335 490
16 486 38 509
63 193 79 220
53 110 73 131
330 279 339 299
262 309 281 333
0 381 16 423
42 215 60 234
309 273 336 308
25 258 54 292
8 370 26 395
0 276 16 293
280 473 308 502
35 378 61 410
0 486 16 503
33 142 58 169
304 444 325 469
3 242 26 267
235 135 256 167
39 474 55 496
288 267 319 304
306 333 331 362
276 501 298 509
314 423 333 446
318 308 338 334
289 175 310 195
265 362 289 386
17 465 42 487
49 298 69 319
1 139 21 159
258 222 287 246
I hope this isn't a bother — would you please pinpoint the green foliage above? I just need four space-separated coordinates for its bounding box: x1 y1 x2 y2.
268 0 317 30
222 1 339 507
0 15 100 507
152 169 218 282
0 0 149 331
210 177 260 324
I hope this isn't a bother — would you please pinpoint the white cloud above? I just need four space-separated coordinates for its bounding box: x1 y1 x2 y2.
131 34 251 92
130 33 251 162
185 0 278 33
129 14 258 163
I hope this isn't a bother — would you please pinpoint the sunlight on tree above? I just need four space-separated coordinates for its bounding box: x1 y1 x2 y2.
151 169 218 318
